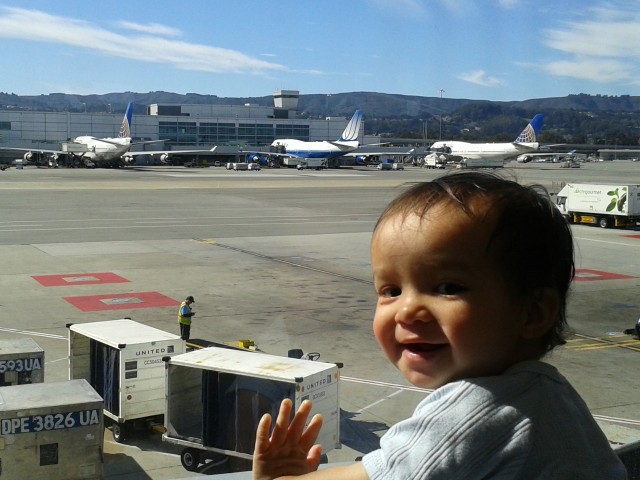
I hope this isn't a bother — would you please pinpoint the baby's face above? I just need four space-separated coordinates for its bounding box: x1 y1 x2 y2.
371 205 530 389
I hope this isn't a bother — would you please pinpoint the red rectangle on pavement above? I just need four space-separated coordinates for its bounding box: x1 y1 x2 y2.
574 269 637 282
33 272 130 287
63 292 180 312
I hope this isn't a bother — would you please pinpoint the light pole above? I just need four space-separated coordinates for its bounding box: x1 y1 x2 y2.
108 103 112 114
439 89 445 140
81 102 86 113
326 93 332 118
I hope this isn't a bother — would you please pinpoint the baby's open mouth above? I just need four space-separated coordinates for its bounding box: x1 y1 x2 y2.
405 343 445 353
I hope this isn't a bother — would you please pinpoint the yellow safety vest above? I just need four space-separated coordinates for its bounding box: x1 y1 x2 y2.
178 301 193 325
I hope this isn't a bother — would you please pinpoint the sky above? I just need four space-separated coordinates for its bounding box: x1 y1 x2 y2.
1 0 640 102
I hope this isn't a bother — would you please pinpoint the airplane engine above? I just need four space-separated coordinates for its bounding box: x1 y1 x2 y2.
23 152 33 161
160 153 170 164
123 156 135 165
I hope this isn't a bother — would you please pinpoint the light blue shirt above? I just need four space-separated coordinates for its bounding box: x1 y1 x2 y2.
362 361 626 479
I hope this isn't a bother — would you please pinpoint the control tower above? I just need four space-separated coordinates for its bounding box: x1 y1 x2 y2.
273 90 299 114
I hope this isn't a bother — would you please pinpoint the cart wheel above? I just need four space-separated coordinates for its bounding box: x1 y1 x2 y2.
112 422 127 443
181 448 201 472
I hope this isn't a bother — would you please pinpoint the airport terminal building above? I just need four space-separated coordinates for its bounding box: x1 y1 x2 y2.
0 90 363 164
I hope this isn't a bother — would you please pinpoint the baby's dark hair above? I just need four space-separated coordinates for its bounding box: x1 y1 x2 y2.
374 171 575 352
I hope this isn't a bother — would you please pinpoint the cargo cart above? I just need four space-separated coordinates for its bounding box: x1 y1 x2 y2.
67 318 185 442
0 338 44 385
162 346 341 472
0 379 103 479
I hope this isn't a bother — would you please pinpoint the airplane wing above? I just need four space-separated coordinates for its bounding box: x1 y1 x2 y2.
126 146 217 157
344 147 415 157
0 146 64 155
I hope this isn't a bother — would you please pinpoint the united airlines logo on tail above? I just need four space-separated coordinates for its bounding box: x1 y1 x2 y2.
339 110 363 142
119 102 133 138
515 114 544 143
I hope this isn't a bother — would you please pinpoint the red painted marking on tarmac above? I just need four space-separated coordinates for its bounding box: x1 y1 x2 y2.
32 272 130 287
63 292 179 312
574 269 637 282
623 234 640 239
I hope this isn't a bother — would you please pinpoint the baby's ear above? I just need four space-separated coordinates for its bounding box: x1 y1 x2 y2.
521 288 559 339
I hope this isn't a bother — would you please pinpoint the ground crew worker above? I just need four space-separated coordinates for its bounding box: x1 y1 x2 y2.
178 295 195 340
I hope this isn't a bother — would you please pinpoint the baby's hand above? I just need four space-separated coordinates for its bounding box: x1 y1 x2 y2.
252 399 323 480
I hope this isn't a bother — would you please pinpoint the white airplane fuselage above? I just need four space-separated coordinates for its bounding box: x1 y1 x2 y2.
271 139 359 159
72 136 132 162
430 141 539 162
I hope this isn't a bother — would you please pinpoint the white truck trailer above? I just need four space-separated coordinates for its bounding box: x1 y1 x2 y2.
296 158 327 170
0 338 45 385
0 379 103 480
556 183 640 228
67 318 185 442
162 346 341 472
457 158 504 169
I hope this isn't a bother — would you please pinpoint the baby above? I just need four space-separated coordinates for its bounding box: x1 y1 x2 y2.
253 171 626 479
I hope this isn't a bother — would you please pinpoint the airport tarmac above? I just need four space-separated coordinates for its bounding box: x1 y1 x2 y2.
1 161 639 478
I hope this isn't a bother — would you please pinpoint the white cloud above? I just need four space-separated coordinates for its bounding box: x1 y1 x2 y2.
117 21 181 37
0 7 286 75
542 4 640 84
458 70 504 87
544 59 633 83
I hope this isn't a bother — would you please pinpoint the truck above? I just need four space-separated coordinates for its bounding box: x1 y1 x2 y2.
296 158 327 170
556 183 640 228
67 318 185 442
0 379 104 480
457 158 504 169
423 153 446 169
162 346 341 472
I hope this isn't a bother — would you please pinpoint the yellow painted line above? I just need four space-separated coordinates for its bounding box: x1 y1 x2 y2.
567 333 640 352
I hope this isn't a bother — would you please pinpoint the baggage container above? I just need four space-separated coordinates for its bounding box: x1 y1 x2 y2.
0 379 103 480
162 347 341 472
67 318 185 442
0 338 45 385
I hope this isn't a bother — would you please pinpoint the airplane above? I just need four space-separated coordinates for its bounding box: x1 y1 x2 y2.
250 110 364 166
430 114 544 163
1 102 217 168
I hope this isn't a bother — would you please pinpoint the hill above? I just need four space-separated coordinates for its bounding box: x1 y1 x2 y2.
1 91 639 145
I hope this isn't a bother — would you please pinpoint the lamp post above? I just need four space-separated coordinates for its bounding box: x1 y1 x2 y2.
108 103 112 114
439 89 445 140
81 102 86 113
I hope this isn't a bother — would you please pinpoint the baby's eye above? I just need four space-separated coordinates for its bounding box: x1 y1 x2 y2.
380 286 402 298
435 283 466 296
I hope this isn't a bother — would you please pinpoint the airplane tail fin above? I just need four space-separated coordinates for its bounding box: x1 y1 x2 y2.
338 110 363 142
514 114 544 144
119 102 133 138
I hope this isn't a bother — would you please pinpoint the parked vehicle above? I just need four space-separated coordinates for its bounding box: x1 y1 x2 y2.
0 379 103 479
423 154 446 169
162 347 341 472
67 319 185 442
456 158 504 169
296 158 327 170
556 183 640 228
0 338 44 385
377 162 403 170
